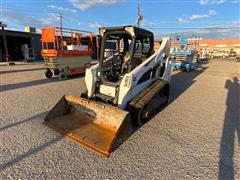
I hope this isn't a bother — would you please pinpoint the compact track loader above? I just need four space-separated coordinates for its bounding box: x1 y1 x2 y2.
44 26 173 156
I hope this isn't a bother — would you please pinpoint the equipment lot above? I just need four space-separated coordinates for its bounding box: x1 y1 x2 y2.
0 60 239 179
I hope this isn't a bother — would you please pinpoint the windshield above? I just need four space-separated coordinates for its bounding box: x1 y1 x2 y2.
101 32 133 82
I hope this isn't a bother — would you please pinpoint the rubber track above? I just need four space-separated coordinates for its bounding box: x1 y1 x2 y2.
129 79 169 111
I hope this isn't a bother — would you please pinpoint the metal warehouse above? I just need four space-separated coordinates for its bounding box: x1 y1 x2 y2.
0 27 42 61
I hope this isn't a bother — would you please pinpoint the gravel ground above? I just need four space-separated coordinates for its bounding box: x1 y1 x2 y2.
0 59 239 179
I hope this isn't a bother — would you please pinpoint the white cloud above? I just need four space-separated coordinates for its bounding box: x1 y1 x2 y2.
232 0 239 3
232 20 240 24
2 17 8 23
218 0 225 3
161 25 240 39
40 13 60 26
89 21 102 29
5 27 18 31
142 19 155 27
190 14 209 20
200 0 209 5
178 10 216 23
48 5 77 13
199 0 225 5
3 9 42 27
2 9 59 28
178 17 190 24
68 0 125 11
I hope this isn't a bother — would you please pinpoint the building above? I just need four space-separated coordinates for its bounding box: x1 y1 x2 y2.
197 39 240 53
0 29 42 61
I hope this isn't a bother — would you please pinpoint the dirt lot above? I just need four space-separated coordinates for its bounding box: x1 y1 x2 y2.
0 59 239 179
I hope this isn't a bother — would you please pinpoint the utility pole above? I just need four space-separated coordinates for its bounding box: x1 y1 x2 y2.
0 21 14 65
137 0 143 27
59 13 63 50
0 21 9 62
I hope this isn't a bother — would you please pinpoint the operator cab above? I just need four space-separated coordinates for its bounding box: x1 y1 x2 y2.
101 32 132 82
99 26 154 84
96 26 154 103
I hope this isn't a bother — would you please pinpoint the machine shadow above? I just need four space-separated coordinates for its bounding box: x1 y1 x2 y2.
0 74 85 92
218 77 240 180
170 65 207 103
0 111 47 133
0 62 43 67
0 67 44 74
0 112 63 172
132 64 208 133
0 136 63 172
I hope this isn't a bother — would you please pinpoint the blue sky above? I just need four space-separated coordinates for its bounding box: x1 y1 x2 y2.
1 0 239 39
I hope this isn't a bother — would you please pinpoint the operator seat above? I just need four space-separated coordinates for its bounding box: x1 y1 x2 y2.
121 51 131 73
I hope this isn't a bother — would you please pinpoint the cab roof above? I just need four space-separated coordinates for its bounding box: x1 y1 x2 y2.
99 25 153 38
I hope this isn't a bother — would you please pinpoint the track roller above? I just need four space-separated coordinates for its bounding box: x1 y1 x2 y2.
128 79 169 126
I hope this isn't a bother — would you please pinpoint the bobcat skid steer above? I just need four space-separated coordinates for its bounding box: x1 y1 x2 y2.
44 26 173 156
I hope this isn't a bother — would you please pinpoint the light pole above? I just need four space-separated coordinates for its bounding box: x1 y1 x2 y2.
0 21 14 65
59 13 63 50
0 22 8 60
137 0 143 28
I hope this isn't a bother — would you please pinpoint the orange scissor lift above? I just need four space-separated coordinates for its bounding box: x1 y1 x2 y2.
41 27 93 80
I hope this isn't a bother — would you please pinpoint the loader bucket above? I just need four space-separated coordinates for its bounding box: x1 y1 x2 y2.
44 95 132 156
